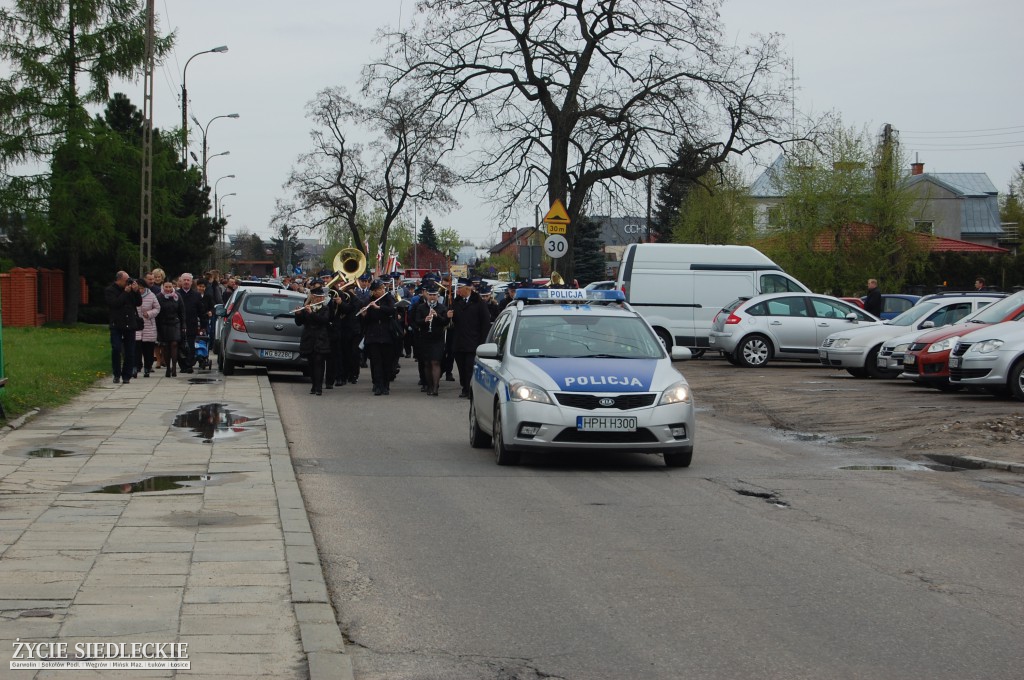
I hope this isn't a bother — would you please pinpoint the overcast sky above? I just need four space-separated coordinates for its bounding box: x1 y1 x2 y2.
135 0 1023 245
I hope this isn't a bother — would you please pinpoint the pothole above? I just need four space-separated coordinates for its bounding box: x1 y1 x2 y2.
172 403 261 443
735 489 789 508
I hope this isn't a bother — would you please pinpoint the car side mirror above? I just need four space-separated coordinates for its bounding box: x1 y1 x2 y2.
214 304 226 317
670 346 692 361
845 312 859 322
920 321 935 329
476 343 500 359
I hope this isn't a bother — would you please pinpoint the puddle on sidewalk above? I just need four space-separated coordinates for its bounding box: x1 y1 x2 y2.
172 403 261 443
5 446 84 459
90 474 217 494
840 463 969 472
187 378 220 385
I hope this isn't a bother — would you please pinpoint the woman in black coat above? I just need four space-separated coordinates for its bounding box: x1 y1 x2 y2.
294 286 333 395
412 286 449 396
155 281 185 377
361 279 396 396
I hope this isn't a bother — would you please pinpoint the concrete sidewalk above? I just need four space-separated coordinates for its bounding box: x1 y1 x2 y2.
0 372 352 679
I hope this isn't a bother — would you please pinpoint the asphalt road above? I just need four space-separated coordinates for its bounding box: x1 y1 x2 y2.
270 363 1024 680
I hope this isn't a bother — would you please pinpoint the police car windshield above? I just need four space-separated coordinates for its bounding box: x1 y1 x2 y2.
511 315 663 359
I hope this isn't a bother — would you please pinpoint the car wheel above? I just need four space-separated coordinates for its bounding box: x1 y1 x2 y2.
1008 358 1024 401
864 347 896 379
492 403 520 466
664 449 693 468
221 358 236 376
736 335 771 368
846 367 868 378
655 328 672 351
469 399 492 448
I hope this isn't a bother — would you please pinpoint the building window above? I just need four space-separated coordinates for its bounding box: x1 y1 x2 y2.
766 206 783 229
914 220 934 235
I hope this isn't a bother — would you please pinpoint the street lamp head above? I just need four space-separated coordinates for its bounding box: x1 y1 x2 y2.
226 113 240 119
211 45 229 53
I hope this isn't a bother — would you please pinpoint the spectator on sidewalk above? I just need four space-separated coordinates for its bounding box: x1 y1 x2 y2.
134 283 161 378
975 277 987 291
177 273 202 374
104 271 142 385
156 281 185 378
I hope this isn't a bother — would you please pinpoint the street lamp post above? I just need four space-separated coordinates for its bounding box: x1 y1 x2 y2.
181 45 228 163
213 174 235 221
191 113 239 188
217 192 237 223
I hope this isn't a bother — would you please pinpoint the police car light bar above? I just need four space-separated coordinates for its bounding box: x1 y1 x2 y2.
514 288 625 302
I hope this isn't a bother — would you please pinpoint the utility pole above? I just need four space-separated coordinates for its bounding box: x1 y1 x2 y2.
139 0 155 276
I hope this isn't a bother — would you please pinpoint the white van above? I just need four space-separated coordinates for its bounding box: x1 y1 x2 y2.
616 244 809 354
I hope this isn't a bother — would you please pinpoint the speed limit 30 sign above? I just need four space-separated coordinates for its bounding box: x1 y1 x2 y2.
544 234 568 259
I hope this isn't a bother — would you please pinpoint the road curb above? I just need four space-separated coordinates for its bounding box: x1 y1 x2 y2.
259 374 354 680
928 452 1024 475
0 407 41 434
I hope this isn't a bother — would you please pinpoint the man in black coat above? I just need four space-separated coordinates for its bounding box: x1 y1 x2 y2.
447 277 492 398
176 273 203 373
104 271 143 384
863 278 882 318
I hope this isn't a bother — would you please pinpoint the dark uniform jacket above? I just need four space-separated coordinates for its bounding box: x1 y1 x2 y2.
450 292 492 352
412 299 449 345
155 292 185 343
104 282 142 331
362 293 396 345
295 301 332 355
863 289 882 317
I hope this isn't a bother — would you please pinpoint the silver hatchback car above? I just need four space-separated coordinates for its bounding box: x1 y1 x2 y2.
218 289 309 375
710 293 878 367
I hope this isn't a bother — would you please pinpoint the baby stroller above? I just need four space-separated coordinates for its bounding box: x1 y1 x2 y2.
194 329 212 371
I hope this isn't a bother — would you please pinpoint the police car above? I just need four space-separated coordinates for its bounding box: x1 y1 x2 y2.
469 288 696 467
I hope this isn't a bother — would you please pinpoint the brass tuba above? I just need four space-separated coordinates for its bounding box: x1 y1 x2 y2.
547 271 565 287
323 247 367 292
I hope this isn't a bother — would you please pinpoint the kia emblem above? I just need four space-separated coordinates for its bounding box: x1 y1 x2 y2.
598 398 615 407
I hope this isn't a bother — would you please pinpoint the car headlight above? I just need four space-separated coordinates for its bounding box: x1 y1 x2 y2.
659 381 692 405
969 339 1004 354
892 343 910 353
508 380 553 404
832 338 851 349
927 336 959 353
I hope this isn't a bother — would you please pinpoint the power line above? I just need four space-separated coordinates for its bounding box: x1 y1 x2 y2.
906 142 1024 151
902 124 1024 134
902 130 1024 141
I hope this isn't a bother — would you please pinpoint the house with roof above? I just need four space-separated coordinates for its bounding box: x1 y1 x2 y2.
749 156 1007 249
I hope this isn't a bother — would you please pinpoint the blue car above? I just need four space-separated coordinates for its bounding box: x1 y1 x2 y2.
863 294 920 320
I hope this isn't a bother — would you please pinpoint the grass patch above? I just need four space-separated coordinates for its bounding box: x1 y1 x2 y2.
0 324 111 421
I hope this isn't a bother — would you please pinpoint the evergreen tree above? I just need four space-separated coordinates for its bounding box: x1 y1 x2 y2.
652 143 705 242
418 216 439 250
0 0 173 322
673 165 755 245
573 220 607 285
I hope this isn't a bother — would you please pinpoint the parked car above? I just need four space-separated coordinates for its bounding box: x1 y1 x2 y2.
948 319 1024 399
213 280 287 357
584 280 616 292
216 288 309 375
710 293 878 368
873 294 921 320
819 293 1005 379
840 297 865 309
900 291 1024 390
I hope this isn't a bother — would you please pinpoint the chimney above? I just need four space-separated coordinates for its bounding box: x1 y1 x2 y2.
502 230 513 242
911 161 924 175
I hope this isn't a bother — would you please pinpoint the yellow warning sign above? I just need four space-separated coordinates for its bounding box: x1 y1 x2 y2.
543 199 570 225
546 223 567 235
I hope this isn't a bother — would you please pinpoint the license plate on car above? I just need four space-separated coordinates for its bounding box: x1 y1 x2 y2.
259 349 293 359
949 356 960 368
577 416 637 432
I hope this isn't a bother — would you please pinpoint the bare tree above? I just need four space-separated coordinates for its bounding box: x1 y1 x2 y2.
284 86 458 264
370 0 797 279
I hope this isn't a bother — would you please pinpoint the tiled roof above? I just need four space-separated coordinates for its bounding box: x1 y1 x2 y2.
807 222 1009 253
